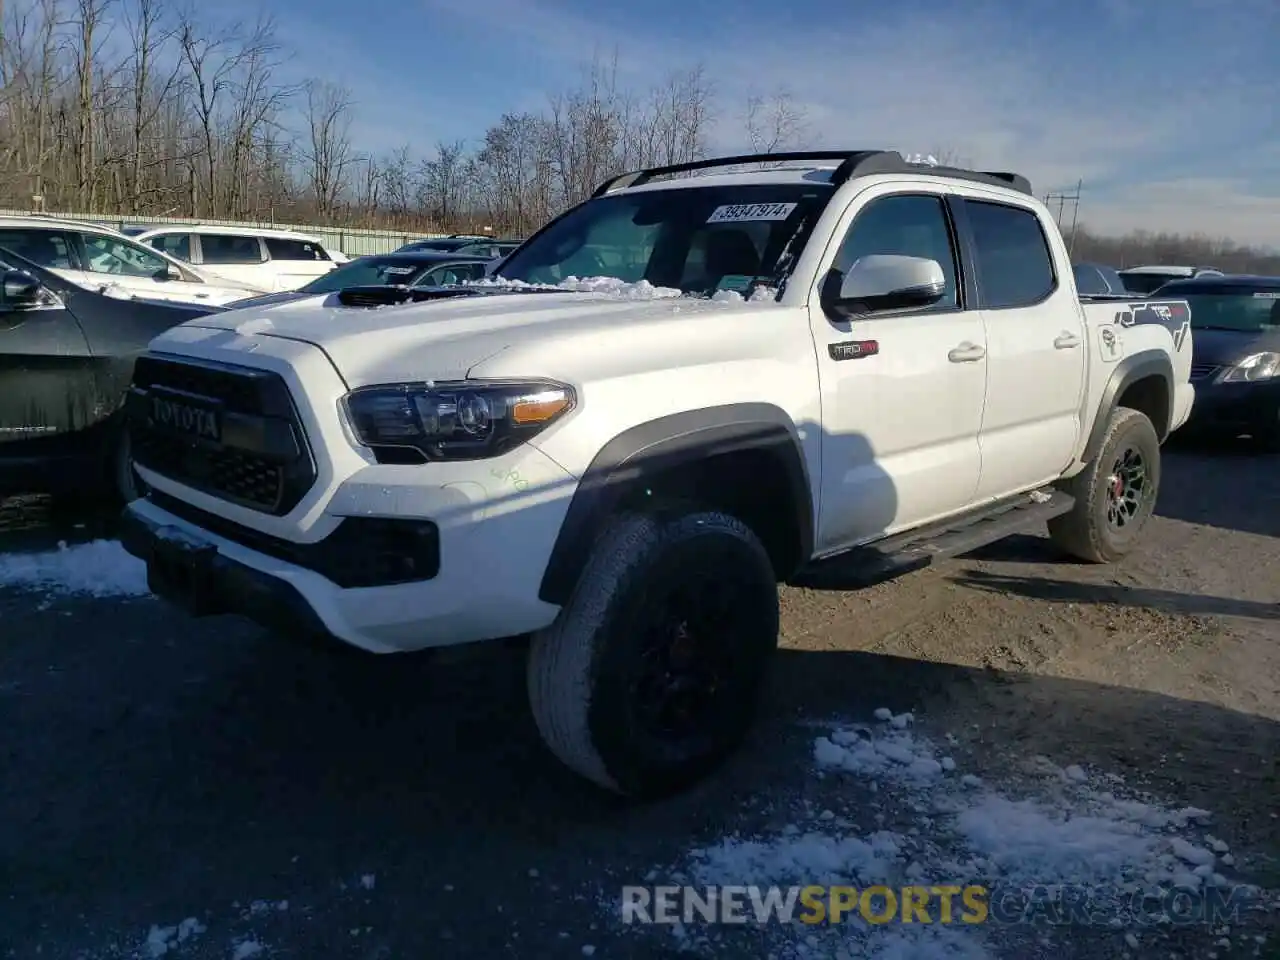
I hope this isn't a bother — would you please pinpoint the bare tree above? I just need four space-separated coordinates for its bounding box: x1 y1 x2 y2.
301 78 351 221
744 88 809 154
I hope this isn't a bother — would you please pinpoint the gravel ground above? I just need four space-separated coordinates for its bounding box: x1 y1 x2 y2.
1 439 1277 960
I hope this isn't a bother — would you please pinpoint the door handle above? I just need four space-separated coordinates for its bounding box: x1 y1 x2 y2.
948 342 986 363
1054 332 1081 349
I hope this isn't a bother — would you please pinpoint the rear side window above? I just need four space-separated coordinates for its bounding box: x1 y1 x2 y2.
0 229 73 269
148 233 192 261
963 200 1057 309
199 234 266 264
264 237 330 261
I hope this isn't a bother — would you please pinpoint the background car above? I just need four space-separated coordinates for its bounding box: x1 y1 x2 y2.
1118 264 1224 294
135 224 345 292
394 234 498 254
1152 273 1280 450
0 248 226 503
0 216 264 306
223 251 494 309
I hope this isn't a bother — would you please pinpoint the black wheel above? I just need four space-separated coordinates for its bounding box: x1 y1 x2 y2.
1049 407 1161 563
527 510 780 798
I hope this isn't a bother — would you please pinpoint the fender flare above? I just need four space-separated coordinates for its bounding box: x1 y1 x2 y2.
1083 350 1174 464
538 403 815 606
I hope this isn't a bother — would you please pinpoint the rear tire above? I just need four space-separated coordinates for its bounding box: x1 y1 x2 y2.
527 510 779 799
1049 407 1161 563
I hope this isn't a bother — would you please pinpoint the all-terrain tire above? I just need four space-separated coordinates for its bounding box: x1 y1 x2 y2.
1048 407 1161 563
527 510 780 799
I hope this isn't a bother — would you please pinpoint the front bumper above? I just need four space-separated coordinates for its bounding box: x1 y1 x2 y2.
1183 378 1280 437
120 446 576 653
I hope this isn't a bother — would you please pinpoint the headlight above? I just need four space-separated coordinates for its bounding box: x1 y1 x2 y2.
343 379 576 461
1223 352 1280 382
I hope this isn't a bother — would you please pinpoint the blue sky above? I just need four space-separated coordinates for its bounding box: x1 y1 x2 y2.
234 0 1279 245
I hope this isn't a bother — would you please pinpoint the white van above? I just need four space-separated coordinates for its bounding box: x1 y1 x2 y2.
134 225 345 292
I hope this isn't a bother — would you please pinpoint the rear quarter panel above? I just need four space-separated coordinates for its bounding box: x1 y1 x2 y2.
1072 297 1193 470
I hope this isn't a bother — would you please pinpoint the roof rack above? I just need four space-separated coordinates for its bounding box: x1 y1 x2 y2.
592 149 1032 197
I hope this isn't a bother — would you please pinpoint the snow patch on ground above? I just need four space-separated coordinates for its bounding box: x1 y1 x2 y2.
0 539 150 598
139 917 205 957
619 710 1276 958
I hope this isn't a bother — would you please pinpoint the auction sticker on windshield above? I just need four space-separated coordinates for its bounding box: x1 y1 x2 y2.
1251 292 1280 299
706 203 797 223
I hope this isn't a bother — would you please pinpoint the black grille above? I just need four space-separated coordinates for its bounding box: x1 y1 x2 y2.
1189 363 1221 381
128 355 317 515
147 490 439 588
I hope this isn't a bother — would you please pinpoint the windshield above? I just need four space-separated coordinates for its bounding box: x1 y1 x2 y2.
494 183 834 295
1183 292 1280 332
302 256 433 292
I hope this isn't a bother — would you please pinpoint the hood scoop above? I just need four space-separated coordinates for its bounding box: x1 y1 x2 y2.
336 284 482 308
335 283 577 309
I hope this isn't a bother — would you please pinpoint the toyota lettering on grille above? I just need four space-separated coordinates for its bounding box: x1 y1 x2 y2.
150 395 220 441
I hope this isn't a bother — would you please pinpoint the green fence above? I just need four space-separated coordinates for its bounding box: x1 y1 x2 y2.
0 209 445 256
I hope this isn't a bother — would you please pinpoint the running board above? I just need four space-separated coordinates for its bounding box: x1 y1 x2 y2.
791 488 1075 590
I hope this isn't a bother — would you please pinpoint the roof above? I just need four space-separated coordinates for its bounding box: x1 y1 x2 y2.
351 251 494 264
1154 274 1280 293
135 223 327 242
596 149 1034 198
1118 265 1220 275
0 215 130 236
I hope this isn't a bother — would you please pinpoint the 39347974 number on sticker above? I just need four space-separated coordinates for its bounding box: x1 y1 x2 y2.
705 203 797 224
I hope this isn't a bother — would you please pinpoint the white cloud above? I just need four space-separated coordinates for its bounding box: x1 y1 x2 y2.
413 0 1280 246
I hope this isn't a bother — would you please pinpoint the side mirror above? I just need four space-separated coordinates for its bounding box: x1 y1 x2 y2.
0 270 52 311
825 254 947 317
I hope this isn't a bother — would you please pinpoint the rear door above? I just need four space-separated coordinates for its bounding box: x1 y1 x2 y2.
195 233 272 289
263 236 335 290
955 194 1087 500
0 227 93 289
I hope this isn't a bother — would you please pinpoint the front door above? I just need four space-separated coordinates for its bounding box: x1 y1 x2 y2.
0 280 95 450
810 188 988 554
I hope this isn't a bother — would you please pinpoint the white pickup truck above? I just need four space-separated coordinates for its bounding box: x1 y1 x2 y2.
119 150 1195 798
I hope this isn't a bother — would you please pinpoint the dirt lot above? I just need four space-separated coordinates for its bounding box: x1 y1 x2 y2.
1 439 1278 960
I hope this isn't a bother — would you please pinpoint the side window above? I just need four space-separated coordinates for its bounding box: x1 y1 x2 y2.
79 233 171 278
831 194 959 312
199 234 266 265
148 233 192 262
0 229 74 269
963 199 1057 309
264 237 330 261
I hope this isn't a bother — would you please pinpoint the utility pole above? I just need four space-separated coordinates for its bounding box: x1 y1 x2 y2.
1043 179 1083 255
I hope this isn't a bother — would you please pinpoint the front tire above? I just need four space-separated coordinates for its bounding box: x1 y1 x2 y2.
527 510 780 799
1049 407 1161 563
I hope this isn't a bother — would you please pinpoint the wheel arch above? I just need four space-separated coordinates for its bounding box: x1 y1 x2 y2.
538 403 815 606
1083 350 1174 465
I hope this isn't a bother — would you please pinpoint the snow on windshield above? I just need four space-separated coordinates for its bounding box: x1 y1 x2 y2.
465 275 778 303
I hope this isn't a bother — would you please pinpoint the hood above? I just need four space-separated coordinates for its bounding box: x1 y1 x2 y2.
1191 327 1280 366
179 287 744 386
